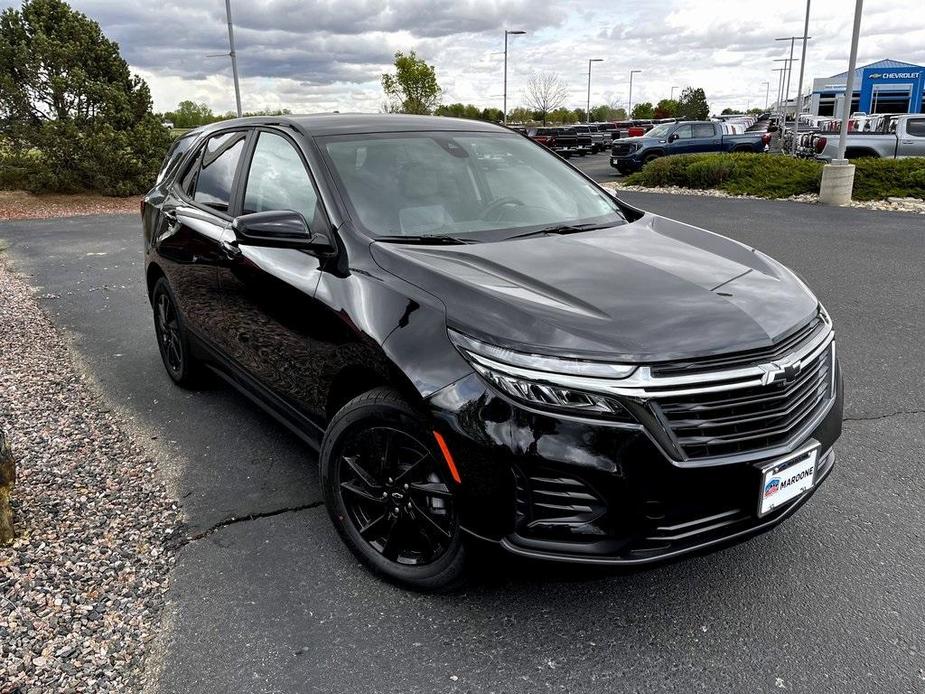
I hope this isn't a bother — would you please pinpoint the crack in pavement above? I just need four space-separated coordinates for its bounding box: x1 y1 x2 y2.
843 409 925 423
173 501 325 549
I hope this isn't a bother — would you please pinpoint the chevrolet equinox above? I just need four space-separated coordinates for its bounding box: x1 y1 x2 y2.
143 114 843 590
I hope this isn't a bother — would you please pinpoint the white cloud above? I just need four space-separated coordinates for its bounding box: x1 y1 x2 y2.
3 0 924 114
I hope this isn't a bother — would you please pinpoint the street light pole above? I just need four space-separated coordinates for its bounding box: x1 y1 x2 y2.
670 85 679 101
224 0 242 117
503 30 526 124
837 0 864 160
628 70 641 117
587 58 603 123
791 1 813 155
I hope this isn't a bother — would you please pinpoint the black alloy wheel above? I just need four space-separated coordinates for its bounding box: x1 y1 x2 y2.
321 388 466 590
151 277 201 387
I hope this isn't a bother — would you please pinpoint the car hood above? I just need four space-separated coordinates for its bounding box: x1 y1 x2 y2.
369 213 818 362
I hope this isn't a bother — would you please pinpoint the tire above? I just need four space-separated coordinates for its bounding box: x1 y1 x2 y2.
151 277 204 388
642 152 661 166
320 387 467 591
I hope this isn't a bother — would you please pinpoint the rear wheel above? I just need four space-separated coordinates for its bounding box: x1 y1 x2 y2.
151 277 203 387
320 388 466 591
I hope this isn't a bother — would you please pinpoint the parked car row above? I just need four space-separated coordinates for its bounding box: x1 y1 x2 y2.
521 124 611 156
608 120 772 174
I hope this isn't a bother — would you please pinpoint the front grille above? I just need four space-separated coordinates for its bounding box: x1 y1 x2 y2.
652 315 824 377
611 143 636 156
514 468 607 540
654 342 833 460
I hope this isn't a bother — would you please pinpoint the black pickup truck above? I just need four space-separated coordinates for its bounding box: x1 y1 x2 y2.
610 120 771 174
527 127 585 157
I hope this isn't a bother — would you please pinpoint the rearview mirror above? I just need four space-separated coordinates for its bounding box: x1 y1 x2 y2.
231 210 333 252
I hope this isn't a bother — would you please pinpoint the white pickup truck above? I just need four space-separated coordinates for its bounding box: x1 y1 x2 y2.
815 114 925 161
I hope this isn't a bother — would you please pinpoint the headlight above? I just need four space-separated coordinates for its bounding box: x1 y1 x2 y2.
448 329 636 418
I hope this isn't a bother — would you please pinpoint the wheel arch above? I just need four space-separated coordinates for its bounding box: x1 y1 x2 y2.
844 147 879 159
146 262 167 303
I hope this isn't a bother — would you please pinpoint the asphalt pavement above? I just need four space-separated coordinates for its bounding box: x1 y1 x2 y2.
1 187 923 694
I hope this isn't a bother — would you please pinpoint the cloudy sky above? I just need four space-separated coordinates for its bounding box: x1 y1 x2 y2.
5 0 925 115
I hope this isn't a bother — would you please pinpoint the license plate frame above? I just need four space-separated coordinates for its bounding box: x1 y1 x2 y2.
757 442 820 517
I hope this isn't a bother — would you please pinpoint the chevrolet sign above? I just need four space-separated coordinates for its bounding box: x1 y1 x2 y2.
868 71 921 79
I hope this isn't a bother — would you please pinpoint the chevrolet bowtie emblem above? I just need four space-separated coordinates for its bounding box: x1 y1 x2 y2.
759 357 802 386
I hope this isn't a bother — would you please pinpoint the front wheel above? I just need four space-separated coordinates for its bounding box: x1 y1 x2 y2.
320 388 467 591
642 152 661 166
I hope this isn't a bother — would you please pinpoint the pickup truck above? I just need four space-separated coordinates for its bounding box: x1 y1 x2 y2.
610 120 771 174
527 127 579 157
563 126 593 155
814 113 925 161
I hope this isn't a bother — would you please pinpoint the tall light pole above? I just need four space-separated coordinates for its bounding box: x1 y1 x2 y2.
820 0 864 205
503 29 526 124
837 0 864 160
762 81 770 110
224 0 242 117
586 58 603 123
628 70 641 117
777 35 811 124
670 85 679 101
791 0 813 154
773 58 796 126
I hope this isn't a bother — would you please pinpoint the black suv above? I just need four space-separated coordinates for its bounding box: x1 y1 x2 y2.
143 114 842 590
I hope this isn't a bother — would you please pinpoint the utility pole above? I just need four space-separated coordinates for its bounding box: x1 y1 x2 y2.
778 31 813 154
221 0 242 117
503 30 526 124
628 70 641 117
670 85 679 101
837 0 864 160
587 58 603 123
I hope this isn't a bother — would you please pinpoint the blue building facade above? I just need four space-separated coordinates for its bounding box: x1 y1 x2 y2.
810 59 925 117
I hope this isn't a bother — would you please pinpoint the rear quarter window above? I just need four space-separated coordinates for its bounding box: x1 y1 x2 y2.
157 134 196 184
906 118 925 137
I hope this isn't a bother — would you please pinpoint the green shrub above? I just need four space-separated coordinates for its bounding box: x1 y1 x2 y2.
852 158 925 201
624 152 925 201
625 153 823 198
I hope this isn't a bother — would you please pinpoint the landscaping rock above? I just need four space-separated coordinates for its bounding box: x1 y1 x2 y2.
0 427 14 544
0 258 180 691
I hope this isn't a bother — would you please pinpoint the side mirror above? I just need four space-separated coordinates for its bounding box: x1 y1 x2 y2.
668 133 680 143
231 210 333 252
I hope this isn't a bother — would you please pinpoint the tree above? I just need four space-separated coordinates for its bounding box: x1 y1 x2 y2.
720 107 739 115
589 103 626 122
164 100 215 128
524 72 568 125
572 107 586 123
631 102 654 119
676 87 710 120
381 50 441 115
547 107 577 124
654 99 679 119
480 107 503 122
0 0 172 195
507 106 534 123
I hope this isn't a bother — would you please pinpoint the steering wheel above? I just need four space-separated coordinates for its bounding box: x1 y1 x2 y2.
480 196 525 222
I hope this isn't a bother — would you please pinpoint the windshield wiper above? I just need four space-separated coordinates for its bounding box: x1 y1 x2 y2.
506 222 608 240
375 235 477 245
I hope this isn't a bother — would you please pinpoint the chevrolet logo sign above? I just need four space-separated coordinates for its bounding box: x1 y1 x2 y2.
759 357 803 386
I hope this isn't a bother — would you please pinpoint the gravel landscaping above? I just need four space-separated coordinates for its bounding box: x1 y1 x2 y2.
0 191 142 222
0 258 179 692
604 181 925 215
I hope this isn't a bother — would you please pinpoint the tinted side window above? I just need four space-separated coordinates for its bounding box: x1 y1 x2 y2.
192 132 246 213
158 134 195 184
693 123 716 138
673 125 693 139
906 118 925 137
243 132 320 226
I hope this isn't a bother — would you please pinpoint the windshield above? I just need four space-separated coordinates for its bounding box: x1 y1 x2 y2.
320 132 625 240
644 123 675 139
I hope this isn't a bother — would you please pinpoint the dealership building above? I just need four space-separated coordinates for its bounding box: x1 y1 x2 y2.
808 59 925 116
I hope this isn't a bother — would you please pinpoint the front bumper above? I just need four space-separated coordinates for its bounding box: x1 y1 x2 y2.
610 154 643 171
427 361 843 566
